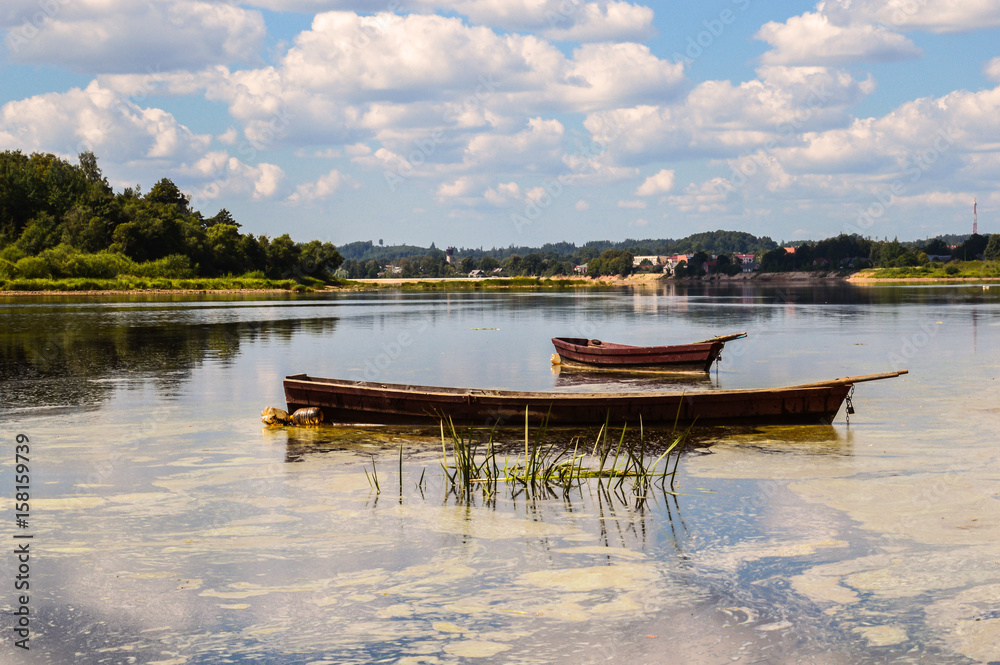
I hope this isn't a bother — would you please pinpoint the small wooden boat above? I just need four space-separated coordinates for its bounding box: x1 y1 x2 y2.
283 370 907 427
551 332 747 372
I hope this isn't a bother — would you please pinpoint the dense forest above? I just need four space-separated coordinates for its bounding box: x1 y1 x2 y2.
2 150 998 283
0 150 343 284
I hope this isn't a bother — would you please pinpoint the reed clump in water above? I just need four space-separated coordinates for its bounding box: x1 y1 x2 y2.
438 408 692 504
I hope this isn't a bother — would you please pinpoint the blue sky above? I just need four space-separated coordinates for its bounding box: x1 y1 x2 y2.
2 0 999 249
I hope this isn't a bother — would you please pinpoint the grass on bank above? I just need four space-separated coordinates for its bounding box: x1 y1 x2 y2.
0 245 331 292
856 260 1000 280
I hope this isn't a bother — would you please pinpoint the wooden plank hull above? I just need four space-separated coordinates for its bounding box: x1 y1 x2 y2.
283 374 853 427
551 336 736 372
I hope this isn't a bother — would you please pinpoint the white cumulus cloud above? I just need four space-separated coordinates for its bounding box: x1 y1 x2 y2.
584 66 875 165
0 81 210 164
3 0 266 73
618 199 646 209
288 169 354 203
239 0 655 41
635 169 675 195
985 57 1000 83
756 11 921 66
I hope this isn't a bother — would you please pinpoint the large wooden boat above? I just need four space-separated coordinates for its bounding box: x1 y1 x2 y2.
282 370 907 427
551 332 747 372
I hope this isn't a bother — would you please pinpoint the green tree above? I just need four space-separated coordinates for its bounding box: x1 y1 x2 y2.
520 253 543 276
297 240 344 280
238 234 268 275
953 233 989 261
110 202 187 262
758 247 791 272
501 254 522 275
587 249 634 277
145 178 190 212
984 234 1000 261
15 212 62 255
78 151 111 192
688 251 709 275
206 208 239 228
205 224 243 276
265 234 301 279
874 238 918 267
920 237 951 257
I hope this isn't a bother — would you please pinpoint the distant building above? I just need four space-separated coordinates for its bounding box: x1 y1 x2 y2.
445 247 455 264
734 254 759 272
632 255 667 267
574 263 588 274
468 269 485 278
379 265 404 277
663 254 691 275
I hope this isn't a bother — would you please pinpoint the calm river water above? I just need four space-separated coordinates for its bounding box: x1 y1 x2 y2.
1 281 999 664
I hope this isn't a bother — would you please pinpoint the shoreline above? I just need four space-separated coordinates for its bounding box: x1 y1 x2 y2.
0 287 304 297
846 275 1000 283
4 272 1000 296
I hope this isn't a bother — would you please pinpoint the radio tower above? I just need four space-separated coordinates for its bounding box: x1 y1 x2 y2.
973 198 978 235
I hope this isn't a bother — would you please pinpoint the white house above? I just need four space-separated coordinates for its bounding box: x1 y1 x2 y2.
632 255 667 267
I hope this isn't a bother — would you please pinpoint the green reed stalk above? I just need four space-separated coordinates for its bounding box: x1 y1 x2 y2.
364 455 380 494
432 412 690 504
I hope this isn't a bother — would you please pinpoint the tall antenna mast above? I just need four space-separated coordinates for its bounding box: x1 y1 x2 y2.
973 198 978 235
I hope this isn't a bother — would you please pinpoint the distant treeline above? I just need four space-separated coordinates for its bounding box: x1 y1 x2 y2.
339 231 1000 278
757 233 1000 273
339 230 779 264
338 230 781 278
3 150 998 284
0 150 343 284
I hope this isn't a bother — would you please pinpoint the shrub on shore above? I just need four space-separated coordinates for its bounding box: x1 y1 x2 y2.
0 275 307 292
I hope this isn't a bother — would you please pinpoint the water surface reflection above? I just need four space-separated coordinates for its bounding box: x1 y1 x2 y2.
0 284 998 664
